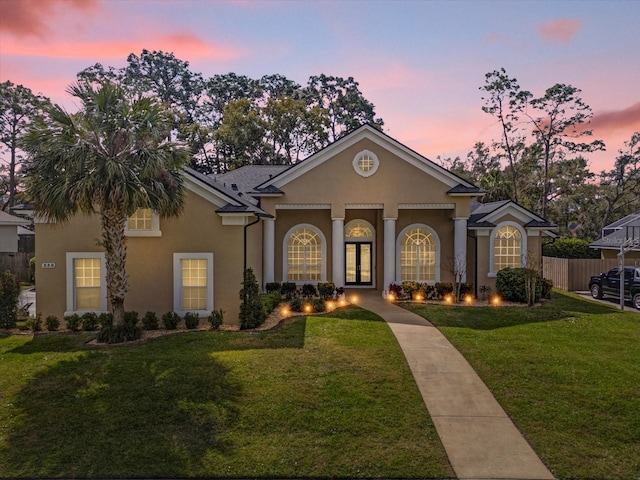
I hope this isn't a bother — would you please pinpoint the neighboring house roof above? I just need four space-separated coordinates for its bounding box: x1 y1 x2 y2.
590 210 640 250
17 226 34 235
256 124 483 194
468 200 557 236
0 211 30 226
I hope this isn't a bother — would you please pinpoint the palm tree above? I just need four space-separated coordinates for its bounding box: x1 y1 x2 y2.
23 81 189 325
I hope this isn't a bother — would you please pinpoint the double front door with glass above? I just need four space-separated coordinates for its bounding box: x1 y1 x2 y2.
345 242 372 285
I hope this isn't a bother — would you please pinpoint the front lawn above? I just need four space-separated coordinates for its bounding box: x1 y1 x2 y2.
407 292 640 480
0 307 453 478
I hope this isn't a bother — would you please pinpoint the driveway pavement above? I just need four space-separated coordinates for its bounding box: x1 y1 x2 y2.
18 287 36 317
355 290 554 480
575 291 639 312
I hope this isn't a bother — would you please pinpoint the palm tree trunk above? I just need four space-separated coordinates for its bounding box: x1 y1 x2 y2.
101 207 128 326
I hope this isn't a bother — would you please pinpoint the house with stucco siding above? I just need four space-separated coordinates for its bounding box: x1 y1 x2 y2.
35 125 557 324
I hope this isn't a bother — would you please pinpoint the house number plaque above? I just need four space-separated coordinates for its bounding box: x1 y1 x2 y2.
41 263 56 269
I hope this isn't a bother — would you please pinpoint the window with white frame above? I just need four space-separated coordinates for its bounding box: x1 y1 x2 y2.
173 253 213 314
398 225 440 282
66 252 107 314
492 224 524 274
125 208 161 237
285 225 325 282
352 150 379 177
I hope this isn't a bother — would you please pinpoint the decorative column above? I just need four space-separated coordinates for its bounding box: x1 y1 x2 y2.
453 217 468 282
383 218 396 290
332 218 345 287
263 217 275 286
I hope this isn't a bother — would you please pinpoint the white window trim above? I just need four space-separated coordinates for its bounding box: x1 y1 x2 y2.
283 223 327 284
488 221 527 277
65 252 107 316
395 224 441 284
125 210 162 237
352 149 379 177
173 253 214 316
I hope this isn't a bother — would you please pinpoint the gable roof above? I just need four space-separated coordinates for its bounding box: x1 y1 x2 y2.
468 200 557 235
0 211 30 226
256 124 483 194
590 210 640 250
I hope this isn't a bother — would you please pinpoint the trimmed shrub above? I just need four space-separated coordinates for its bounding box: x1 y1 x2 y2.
0 270 19 329
265 282 281 293
96 312 142 344
162 311 180 330
401 281 419 299
312 297 326 313
208 309 224 330
261 291 282 318
26 314 42 332
240 268 266 329
388 283 402 298
421 283 438 300
65 314 81 332
543 238 600 259
335 286 345 297
541 278 553 299
45 315 60 331
281 282 297 300
289 296 303 312
317 282 336 299
301 283 317 297
496 268 543 304
184 312 200 329
98 312 113 329
435 282 454 299
142 311 159 330
81 312 99 331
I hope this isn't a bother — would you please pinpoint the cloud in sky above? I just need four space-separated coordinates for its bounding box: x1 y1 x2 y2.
1 33 239 61
589 102 640 135
537 19 582 43
0 0 99 38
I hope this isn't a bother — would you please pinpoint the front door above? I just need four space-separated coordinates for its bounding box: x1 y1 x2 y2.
345 242 372 285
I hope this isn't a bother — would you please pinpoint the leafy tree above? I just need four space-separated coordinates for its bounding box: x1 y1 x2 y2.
597 132 640 232
542 238 600 259
214 98 268 170
0 81 48 210
520 83 605 217
23 82 189 325
304 74 383 142
480 69 526 203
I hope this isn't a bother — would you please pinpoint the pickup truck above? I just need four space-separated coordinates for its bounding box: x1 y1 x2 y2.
589 266 640 310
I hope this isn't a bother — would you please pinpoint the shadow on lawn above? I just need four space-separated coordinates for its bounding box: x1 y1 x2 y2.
2 338 243 477
1 318 311 477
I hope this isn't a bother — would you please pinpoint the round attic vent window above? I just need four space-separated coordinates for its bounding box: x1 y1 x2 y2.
353 150 379 177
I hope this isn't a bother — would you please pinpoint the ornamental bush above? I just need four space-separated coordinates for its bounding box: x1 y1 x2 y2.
81 312 99 331
261 291 282 319
96 311 142 343
301 283 317 297
496 267 543 304
239 267 266 330
184 312 199 329
317 282 336 299
265 282 281 293
281 282 297 299
45 315 60 331
65 314 81 332
0 270 19 329
142 311 159 330
208 309 224 330
162 311 180 330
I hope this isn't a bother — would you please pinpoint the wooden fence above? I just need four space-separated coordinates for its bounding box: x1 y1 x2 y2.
542 256 640 292
0 252 33 283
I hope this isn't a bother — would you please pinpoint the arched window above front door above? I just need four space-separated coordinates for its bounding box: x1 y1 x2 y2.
283 224 326 283
345 220 374 240
396 224 440 283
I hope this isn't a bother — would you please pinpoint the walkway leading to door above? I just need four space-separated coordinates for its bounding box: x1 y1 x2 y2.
355 290 554 480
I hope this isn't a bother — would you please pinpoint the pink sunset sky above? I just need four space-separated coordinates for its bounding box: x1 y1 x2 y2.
1 0 639 173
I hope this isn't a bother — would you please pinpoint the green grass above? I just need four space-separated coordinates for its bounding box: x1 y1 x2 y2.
407 292 640 480
0 307 453 478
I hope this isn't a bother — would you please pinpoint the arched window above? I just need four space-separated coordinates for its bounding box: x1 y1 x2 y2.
397 225 440 282
492 224 523 273
284 225 326 282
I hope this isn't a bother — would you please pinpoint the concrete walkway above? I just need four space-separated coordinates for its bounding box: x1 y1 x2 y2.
355 290 554 480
